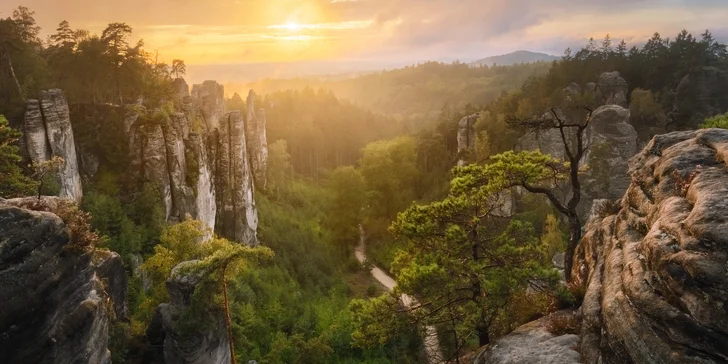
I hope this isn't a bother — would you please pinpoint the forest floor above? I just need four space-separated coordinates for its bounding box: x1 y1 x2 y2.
355 225 444 364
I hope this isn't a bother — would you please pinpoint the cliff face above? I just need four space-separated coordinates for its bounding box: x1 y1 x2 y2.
0 197 127 364
191 80 226 131
215 111 258 245
146 261 230 364
246 90 269 189
24 89 83 201
573 129 728 363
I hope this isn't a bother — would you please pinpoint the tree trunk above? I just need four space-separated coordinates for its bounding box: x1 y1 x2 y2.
565 214 581 281
477 325 489 347
3 51 24 101
221 267 237 364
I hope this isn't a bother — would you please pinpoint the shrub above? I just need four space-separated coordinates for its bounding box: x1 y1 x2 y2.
545 312 580 336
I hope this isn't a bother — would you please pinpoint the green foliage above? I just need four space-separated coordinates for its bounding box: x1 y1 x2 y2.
451 150 569 196
326 166 367 256
0 114 35 197
261 88 402 177
245 61 551 129
585 143 611 197
352 167 559 356
266 140 292 198
540 214 566 265
481 30 728 140
0 7 179 119
360 136 419 220
701 113 728 129
82 191 143 259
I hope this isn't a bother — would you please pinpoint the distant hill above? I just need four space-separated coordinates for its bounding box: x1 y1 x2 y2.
470 50 560 67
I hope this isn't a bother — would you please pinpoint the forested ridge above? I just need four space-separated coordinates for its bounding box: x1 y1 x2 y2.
1 6 728 363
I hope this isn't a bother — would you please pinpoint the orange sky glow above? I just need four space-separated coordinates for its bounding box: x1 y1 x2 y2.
1 0 727 67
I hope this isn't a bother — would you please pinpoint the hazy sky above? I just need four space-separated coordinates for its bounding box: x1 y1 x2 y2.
2 0 728 67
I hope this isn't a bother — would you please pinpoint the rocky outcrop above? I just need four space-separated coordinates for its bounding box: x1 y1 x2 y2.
518 74 639 218
457 113 479 166
597 71 628 107
191 81 226 131
163 113 196 223
471 311 580 364
188 133 217 237
572 129 728 363
214 111 258 245
0 197 127 364
670 66 728 130
245 90 268 189
24 90 83 201
581 105 639 216
146 261 230 364
140 122 174 220
32 80 265 245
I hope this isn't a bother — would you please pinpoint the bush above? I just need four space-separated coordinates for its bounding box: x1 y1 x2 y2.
545 312 580 336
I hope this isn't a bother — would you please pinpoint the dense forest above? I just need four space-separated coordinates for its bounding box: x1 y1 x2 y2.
237 61 551 128
1 5 728 363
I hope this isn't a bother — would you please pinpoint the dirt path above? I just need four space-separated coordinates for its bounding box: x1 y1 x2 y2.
355 225 444 364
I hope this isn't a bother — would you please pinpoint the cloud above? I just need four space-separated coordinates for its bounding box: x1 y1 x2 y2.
1 0 727 65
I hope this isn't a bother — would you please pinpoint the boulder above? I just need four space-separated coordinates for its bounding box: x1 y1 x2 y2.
573 128 728 363
471 311 580 364
0 198 126 364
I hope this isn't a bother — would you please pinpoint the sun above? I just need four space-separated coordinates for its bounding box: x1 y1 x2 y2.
283 22 301 31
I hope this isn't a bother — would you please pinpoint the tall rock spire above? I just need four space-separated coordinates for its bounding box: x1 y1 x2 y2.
245 90 269 189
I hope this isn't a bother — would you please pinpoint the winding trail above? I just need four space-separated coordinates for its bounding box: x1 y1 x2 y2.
355 226 444 364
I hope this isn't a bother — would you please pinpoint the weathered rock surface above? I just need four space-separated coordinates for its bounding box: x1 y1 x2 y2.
457 113 479 166
581 105 639 216
163 113 196 223
518 74 639 218
24 89 83 201
0 198 126 364
215 111 258 245
146 261 230 364
191 81 226 130
140 122 174 220
598 71 628 107
188 133 217 236
471 312 580 364
245 90 268 189
573 128 728 363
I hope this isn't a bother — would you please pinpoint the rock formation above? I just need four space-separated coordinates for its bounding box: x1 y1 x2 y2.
581 105 639 215
597 71 628 107
471 311 580 364
0 197 127 364
146 261 230 364
518 72 639 217
191 80 226 131
214 111 258 245
572 128 728 363
457 113 479 166
670 66 728 130
24 80 265 245
23 89 83 201
246 90 268 189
